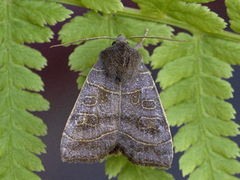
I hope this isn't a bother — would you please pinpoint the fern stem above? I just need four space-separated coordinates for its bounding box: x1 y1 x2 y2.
154 0 173 19
48 0 240 43
206 30 240 42
194 33 215 179
118 8 240 43
117 8 196 33
46 0 84 7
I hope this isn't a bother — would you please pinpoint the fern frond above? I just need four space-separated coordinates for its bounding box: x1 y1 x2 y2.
152 32 240 179
226 0 240 33
0 0 72 179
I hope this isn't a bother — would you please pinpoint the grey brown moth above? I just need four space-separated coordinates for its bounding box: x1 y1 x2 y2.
60 35 173 168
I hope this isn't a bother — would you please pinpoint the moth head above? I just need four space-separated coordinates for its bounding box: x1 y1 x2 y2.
112 35 129 45
116 35 127 43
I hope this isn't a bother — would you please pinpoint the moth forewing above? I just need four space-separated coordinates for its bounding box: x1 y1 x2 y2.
60 59 120 163
118 58 173 168
60 35 173 168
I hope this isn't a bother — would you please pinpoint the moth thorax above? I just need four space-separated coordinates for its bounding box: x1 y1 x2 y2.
100 42 142 83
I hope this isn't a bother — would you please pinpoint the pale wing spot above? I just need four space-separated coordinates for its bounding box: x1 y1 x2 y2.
84 96 97 106
130 90 140 105
142 99 156 109
120 89 141 105
138 117 164 130
72 113 99 127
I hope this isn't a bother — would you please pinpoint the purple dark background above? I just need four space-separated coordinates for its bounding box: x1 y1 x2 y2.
32 1 240 179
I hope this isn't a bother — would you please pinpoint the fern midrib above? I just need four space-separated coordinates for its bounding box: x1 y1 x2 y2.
194 34 215 179
159 0 176 17
118 7 240 43
4 1 14 179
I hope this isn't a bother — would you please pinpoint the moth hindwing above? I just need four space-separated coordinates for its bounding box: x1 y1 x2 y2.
60 35 173 168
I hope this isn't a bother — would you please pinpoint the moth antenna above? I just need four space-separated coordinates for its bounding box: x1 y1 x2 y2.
127 36 190 42
51 31 190 48
50 37 116 48
127 29 190 43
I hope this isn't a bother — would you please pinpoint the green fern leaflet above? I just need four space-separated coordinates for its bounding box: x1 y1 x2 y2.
0 0 72 179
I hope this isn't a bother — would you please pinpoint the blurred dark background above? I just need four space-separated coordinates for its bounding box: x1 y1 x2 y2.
32 0 240 179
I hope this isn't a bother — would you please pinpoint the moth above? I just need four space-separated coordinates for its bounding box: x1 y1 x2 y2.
60 35 173 168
